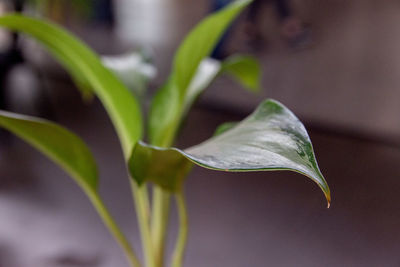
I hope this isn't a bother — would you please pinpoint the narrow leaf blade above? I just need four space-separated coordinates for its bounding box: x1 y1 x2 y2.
0 111 98 190
149 0 253 146
173 0 252 93
0 15 143 157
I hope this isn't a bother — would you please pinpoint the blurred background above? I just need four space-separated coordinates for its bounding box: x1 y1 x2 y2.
0 0 399 266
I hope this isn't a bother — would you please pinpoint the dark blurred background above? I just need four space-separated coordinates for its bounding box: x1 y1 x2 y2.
0 0 399 266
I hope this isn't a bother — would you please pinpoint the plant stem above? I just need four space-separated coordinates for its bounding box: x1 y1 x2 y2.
150 126 177 266
152 186 171 267
171 191 188 267
85 188 141 267
130 180 155 267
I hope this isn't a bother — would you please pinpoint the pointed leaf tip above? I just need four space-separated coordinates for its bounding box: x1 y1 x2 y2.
131 98 330 204
325 190 331 208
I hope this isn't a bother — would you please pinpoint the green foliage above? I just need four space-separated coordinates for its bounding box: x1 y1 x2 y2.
0 1 330 267
0 111 98 190
0 14 143 157
130 100 330 204
129 141 193 192
149 0 253 146
173 0 253 93
221 55 261 92
0 14 144 267
183 55 260 115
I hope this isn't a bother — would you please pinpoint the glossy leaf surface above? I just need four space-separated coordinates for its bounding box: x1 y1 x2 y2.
0 15 143 157
130 99 330 204
0 111 98 190
149 0 253 146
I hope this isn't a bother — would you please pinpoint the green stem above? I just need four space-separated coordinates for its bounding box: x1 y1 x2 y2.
150 123 178 266
85 188 141 267
152 186 171 267
130 180 155 267
171 191 188 267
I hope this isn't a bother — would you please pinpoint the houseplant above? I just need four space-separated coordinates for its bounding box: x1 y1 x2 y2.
0 0 330 266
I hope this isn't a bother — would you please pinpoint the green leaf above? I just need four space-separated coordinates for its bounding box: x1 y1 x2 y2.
130 99 330 205
128 141 192 192
0 15 143 157
183 58 222 115
221 55 261 92
150 55 260 146
148 78 181 146
102 52 156 97
184 55 261 115
0 111 98 190
173 0 252 94
149 0 253 146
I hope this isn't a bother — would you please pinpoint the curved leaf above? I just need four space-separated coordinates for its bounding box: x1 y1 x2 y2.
0 111 97 190
129 143 192 192
0 15 143 157
149 0 253 146
130 99 330 205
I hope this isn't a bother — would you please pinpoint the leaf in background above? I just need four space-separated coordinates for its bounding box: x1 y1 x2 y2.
184 55 261 115
221 55 261 92
150 54 260 146
183 58 221 115
149 0 253 146
173 0 253 93
102 52 157 98
0 15 143 157
0 111 98 190
130 99 330 205
148 78 181 146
